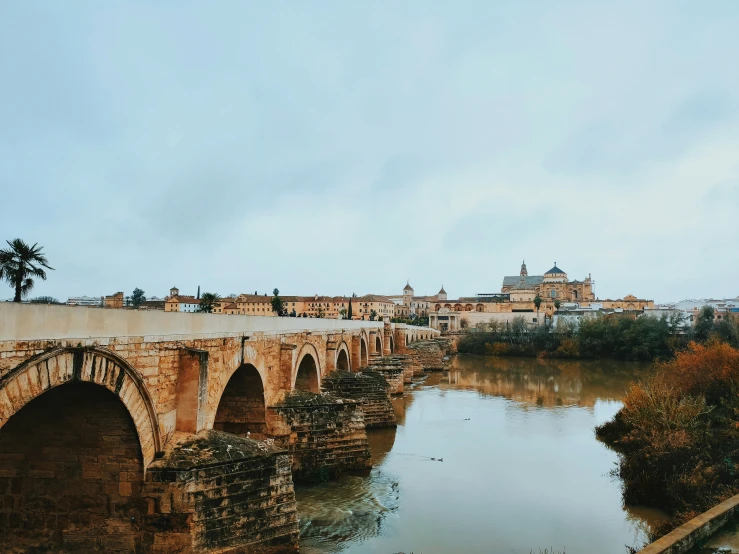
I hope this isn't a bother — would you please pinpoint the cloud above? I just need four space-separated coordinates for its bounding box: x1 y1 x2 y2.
1 1 738 303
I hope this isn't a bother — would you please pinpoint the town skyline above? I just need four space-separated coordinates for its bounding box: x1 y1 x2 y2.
9 256 735 306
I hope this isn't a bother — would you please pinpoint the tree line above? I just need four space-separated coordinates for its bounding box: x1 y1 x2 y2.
458 307 739 361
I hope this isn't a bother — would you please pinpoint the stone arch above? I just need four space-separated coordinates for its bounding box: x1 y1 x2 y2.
406 335 409 346
213 363 267 438
0 347 160 467
294 344 321 392
0 380 147 551
360 337 368 368
336 341 351 372
375 334 383 354
389 335 395 353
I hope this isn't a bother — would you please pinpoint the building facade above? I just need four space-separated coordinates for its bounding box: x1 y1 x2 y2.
67 296 103 307
426 261 654 331
164 288 201 312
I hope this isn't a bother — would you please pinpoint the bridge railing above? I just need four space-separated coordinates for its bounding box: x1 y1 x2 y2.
0 303 436 342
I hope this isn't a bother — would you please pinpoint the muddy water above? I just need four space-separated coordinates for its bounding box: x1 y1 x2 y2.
295 355 666 554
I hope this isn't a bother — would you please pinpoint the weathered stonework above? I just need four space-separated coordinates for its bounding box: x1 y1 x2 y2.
321 371 397 428
0 382 146 552
407 340 446 371
144 430 299 553
269 392 371 483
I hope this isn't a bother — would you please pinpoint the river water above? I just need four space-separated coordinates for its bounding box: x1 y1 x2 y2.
295 354 666 554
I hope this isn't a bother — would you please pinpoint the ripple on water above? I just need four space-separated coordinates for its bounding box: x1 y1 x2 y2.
296 467 401 552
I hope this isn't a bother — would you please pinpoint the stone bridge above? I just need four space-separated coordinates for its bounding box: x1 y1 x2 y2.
0 304 441 553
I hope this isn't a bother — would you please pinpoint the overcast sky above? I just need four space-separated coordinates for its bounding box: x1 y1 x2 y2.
2 1 738 303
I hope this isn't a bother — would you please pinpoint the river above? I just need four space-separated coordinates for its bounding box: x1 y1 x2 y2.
295 354 666 554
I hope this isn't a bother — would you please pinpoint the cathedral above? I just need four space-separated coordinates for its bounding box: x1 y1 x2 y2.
501 261 595 304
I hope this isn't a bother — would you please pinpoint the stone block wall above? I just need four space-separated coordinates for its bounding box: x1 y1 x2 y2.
408 340 445 370
269 392 371 483
0 382 146 552
321 371 397 428
143 430 299 553
366 368 404 395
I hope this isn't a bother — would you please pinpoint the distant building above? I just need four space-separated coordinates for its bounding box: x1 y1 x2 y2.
386 282 446 317
165 295 200 312
67 296 103 307
646 298 739 326
104 292 124 309
353 295 395 320
164 287 201 312
426 260 654 332
138 299 165 310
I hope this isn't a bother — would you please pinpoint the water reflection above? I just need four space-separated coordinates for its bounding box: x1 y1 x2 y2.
446 355 654 408
296 355 665 554
297 428 400 554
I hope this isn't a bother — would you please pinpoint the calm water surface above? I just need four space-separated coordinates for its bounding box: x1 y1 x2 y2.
295 355 665 554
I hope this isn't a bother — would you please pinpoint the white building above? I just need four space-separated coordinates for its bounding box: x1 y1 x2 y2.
67 296 103 307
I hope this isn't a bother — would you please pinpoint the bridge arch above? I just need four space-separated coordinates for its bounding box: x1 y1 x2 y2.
389 335 395 353
360 337 368 368
0 380 147 551
375 334 383 354
213 363 267 438
294 343 321 392
0 346 160 467
336 341 351 372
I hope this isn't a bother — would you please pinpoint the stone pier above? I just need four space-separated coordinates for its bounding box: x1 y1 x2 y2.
407 340 446 371
268 392 372 483
321 371 397 428
144 431 299 553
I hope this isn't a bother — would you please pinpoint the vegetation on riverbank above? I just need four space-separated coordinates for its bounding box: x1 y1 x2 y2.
596 342 739 535
457 308 739 361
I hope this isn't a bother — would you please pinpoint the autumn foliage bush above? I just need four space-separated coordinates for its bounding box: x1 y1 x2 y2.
597 342 739 532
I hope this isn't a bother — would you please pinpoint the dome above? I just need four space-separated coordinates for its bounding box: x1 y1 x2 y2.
545 263 565 275
438 285 447 295
403 282 414 292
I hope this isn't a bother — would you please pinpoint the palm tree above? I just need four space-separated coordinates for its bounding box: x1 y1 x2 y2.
0 239 54 302
533 293 542 327
198 292 220 313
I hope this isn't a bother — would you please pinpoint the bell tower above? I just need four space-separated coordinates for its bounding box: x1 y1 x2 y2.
520 260 528 277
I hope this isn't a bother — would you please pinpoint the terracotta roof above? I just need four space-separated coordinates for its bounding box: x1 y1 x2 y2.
167 296 200 304
357 294 395 303
234 294 273 303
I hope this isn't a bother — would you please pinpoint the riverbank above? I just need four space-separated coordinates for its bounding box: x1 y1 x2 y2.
597 342 739 540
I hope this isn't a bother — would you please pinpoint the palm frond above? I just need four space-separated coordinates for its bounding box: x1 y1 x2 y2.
20 278 35 295
27 266 47 279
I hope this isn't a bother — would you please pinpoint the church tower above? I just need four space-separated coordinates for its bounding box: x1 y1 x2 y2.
520 260 528 277
403 281 414 305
